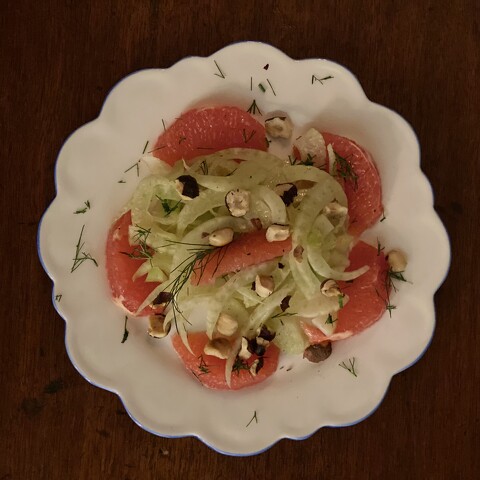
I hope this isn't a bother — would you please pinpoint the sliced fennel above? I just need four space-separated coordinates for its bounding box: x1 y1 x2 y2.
118 145 373 379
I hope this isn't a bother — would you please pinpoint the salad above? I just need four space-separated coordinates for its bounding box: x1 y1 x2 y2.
106 105 407 390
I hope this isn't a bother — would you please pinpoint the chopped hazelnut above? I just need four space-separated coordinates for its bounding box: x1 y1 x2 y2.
208 228 234 247
266 224 290 242
225 189 250 217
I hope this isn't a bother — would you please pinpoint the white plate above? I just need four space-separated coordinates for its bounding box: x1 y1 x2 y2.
38 41 450 456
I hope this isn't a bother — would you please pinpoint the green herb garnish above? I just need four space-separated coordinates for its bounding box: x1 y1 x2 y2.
333 150 358 189
121 316 129 343
247 99 262 115
124 161 140 177
339 357 357 377
326 313 337 325
197 355 210 375
242 129 256 143
213 60 226 78
246 410 258 427
266 78 276 96
71 225 98 272
156 195 182 217
74 200 91 214
232 357 250 375
312 74 334 85
121 225 154 262
199 160 209 175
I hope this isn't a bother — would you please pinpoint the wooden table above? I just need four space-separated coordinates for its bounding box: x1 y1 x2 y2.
1 1 476 478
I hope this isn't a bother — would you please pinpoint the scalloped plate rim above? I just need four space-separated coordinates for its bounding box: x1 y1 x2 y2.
37 41 451 456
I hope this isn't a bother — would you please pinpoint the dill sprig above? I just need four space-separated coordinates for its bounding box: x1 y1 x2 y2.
156 195 182 216
156 241 227 331
375 287 396 317
388 270 408 285
197 355 210 375
199 160 209 175
247 99 262 115
288 153 317 166
325 313 337 325
242 129 256 143
246 410 258 427
121 316 129 343
74 200 91 214
55 294 62 302
374 255 410 316
382 268 409 316
258 83 266 93
312 74 334 85
334 150 358 189
213 60 226 78
266 79 276 96
124 160 140 177
339 357 357 377
71 225 98 272
121 225 154 262
270 311 297 320
232 357 250 375
377 238 385 256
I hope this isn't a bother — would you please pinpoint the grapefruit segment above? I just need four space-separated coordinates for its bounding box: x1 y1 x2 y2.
322 133 383 236
172 332 279 390
153 106 267 165
192 230 292 285
106 211 163 316
301 241 390 343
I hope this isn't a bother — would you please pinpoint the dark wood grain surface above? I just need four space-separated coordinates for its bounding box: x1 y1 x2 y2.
1 0 477 478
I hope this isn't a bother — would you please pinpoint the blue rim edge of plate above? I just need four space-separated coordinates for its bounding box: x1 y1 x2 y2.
36 41 452 457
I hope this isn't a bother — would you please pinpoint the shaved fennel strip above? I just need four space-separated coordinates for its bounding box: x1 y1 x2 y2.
206 260 279 338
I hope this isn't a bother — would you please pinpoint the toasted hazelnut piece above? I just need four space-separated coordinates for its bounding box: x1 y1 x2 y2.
247 338 266 357
387 250 408 273
147 314 171 339
265 116 293 139
225 189 250 217
254 275 275 298
294 128 327 164
280 295 291 312
323 202 348 219
204 338 231 359
256 337 269 347
274 183 298 206
151 291 172 307
257 325 276 342
238 337 252 360
216 312 238 337
321 279 342 297
208 228 234 247
266 224 290 242
249 357 264 377
303 341 332 363
175 175 199 200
